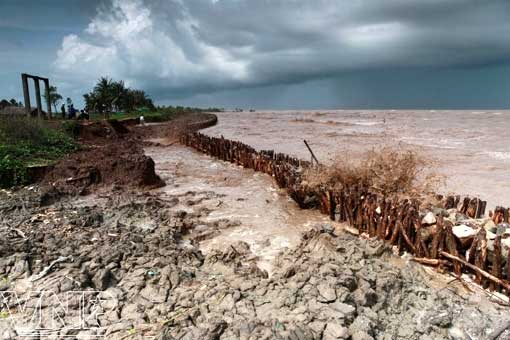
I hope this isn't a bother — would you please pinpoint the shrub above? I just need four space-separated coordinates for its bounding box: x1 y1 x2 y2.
0 116 78 188
303 147 443 198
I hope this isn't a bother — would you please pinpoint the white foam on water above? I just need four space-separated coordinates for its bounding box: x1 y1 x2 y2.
400 136 465 149
352 121 380 126
486 152 510 161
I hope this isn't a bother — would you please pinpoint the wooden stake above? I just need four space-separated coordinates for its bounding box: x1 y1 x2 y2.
475 228 487 285
445 222 461 276
430 217 445 259
491 236 502 292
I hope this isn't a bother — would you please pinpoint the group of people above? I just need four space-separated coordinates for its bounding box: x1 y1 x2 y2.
60 98 89 120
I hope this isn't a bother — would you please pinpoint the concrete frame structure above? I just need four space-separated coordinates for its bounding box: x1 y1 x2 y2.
21 73 52 118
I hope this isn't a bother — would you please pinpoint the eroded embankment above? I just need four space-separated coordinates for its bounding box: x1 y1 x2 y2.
40 113 218 197
181 132 510 295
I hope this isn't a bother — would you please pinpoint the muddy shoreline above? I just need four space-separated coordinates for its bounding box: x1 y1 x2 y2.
1 114 510 339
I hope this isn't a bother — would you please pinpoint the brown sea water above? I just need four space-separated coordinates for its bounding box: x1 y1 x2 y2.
203 110 510 209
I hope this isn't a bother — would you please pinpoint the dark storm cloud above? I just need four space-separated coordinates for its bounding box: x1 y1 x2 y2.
0 0 102 100
52 0 510 102
1 0 508 107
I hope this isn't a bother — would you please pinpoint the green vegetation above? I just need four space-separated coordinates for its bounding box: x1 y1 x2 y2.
84 77 155 116
0 116 78 188
84 76 222 120
0 98 23 110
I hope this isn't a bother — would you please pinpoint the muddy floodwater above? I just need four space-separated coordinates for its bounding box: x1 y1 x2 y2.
203 110 510 209
145 145 332 274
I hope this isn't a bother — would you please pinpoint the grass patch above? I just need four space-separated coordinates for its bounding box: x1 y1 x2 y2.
0 116 78 188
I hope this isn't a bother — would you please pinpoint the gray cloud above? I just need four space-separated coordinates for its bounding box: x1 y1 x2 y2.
52 0 510 102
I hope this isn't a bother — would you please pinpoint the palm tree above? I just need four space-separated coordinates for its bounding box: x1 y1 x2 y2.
94 77 113 106
92 77 114 118
42 86 63 112
110 80 127 112
83 77 155 117
83 93 98 113
128 89 154 110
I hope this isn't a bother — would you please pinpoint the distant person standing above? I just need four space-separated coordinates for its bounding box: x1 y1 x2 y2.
101 103 109 119
84 106 90 120
60 104 66 120
139 115 145 126
66 98 73 119
69 104 76 119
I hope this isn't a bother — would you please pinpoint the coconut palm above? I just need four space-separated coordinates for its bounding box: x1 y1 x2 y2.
83 77 155 116
110 80 127 112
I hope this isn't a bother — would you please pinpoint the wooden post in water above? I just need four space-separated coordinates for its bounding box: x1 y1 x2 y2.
303 140 320 166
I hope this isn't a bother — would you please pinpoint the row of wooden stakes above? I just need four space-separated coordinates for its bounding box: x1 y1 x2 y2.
181 132 510 295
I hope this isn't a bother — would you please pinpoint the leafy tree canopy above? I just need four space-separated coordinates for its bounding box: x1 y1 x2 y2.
84 77 155 114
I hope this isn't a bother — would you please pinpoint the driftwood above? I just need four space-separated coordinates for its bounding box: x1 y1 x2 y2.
411 257 449 266
29 256 72 282
440 251 510 291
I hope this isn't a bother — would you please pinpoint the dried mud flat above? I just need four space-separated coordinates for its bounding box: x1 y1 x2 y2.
1 117 510 339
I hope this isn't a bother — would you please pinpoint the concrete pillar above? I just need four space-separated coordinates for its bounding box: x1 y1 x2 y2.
33 78 42 118
43 79 52 118
21 74 31 116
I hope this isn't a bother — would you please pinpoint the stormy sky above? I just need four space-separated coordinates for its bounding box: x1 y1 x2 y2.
1 0 509 109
